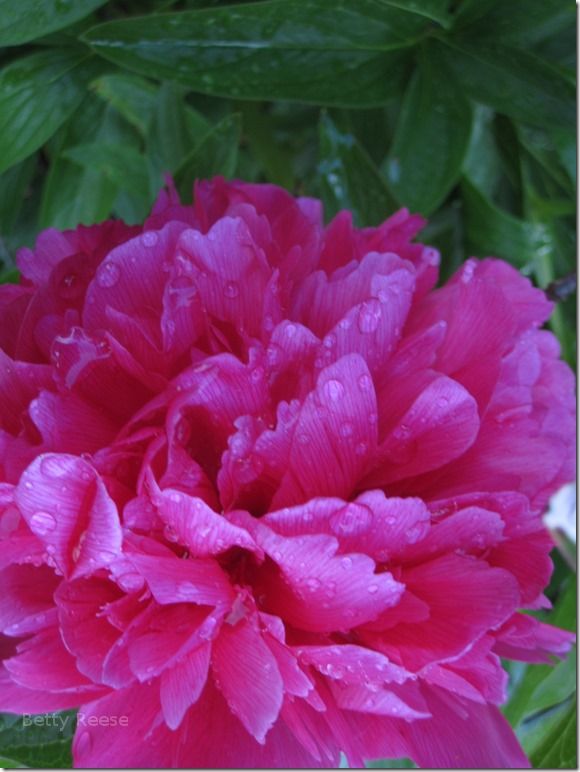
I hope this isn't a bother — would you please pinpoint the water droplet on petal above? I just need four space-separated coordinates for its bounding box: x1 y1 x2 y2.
339 422 354 438
306 578 321 592
357 299 381 334
40 456 65 478
96 261 121 288
141 231 158 248
223 281 239 298
358 373 373 392
30 511 57 535
323 378 345 402
367 583 379 594
164 525 179 543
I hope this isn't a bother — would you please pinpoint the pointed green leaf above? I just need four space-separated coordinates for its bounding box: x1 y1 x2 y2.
461 176 555 268
385 42 472 214
441 38 574 129
0 0 107 46
39 101 133 229
82 0 421 107
0 49 100 174
92 73 159 136
318 112 398 226
529 698 577 769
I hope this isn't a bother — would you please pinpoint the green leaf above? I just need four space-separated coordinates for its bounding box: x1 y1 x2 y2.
0 0 107 47
0 712 75 769
82 0 422 107
530 698 577 769
441 38 575 129
0 154 37 233
92 73 159 136
241 102 294 189
461 176 555 269
375 0 450 26
505 581 576 728
461 106 503 199
385 41 472 214
175 113 241 200
148 82 208 178
63 142 150 199
318 112 398 226
0 49 100 174
458 0 576 48
0 267 20 284
0 757 27 767
39 100 132 230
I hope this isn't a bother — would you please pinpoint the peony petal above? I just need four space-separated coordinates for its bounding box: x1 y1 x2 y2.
272 354 379 508
15 454 122 579
160 643 211 729
211 618 283 743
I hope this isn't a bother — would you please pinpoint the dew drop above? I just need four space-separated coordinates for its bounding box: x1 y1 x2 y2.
96 261 121 289
306 578 321 592
40 455 65 478
357 299 381 334
358 373 373 392
339 422 354 438
323 378 345 403
340 556 353 570
355 441 368 456
223 281 239 298
164 525 179 543
367 583 379 594
141 231 158 248
30 511 57 535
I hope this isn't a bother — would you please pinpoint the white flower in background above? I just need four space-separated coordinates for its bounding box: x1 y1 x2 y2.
545 482 577 544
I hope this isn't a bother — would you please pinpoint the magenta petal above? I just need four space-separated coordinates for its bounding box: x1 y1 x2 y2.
129 553 235 607
272 354 379 508
160 642 211 729
255 523 403 632
212 619 284 743
404 685 530 768
15 454 122 579
150 484 258 557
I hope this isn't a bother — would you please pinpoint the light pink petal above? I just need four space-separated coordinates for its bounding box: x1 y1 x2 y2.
272 354 379 508
15 454 122 579
212 618 283 743
160 642 211 729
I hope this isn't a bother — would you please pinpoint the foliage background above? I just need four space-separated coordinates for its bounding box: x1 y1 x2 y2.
0 0 576 768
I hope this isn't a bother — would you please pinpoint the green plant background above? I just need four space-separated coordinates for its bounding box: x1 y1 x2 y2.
0 0 576 768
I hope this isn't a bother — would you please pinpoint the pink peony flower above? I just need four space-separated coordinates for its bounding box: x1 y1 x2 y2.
0 177 575 768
